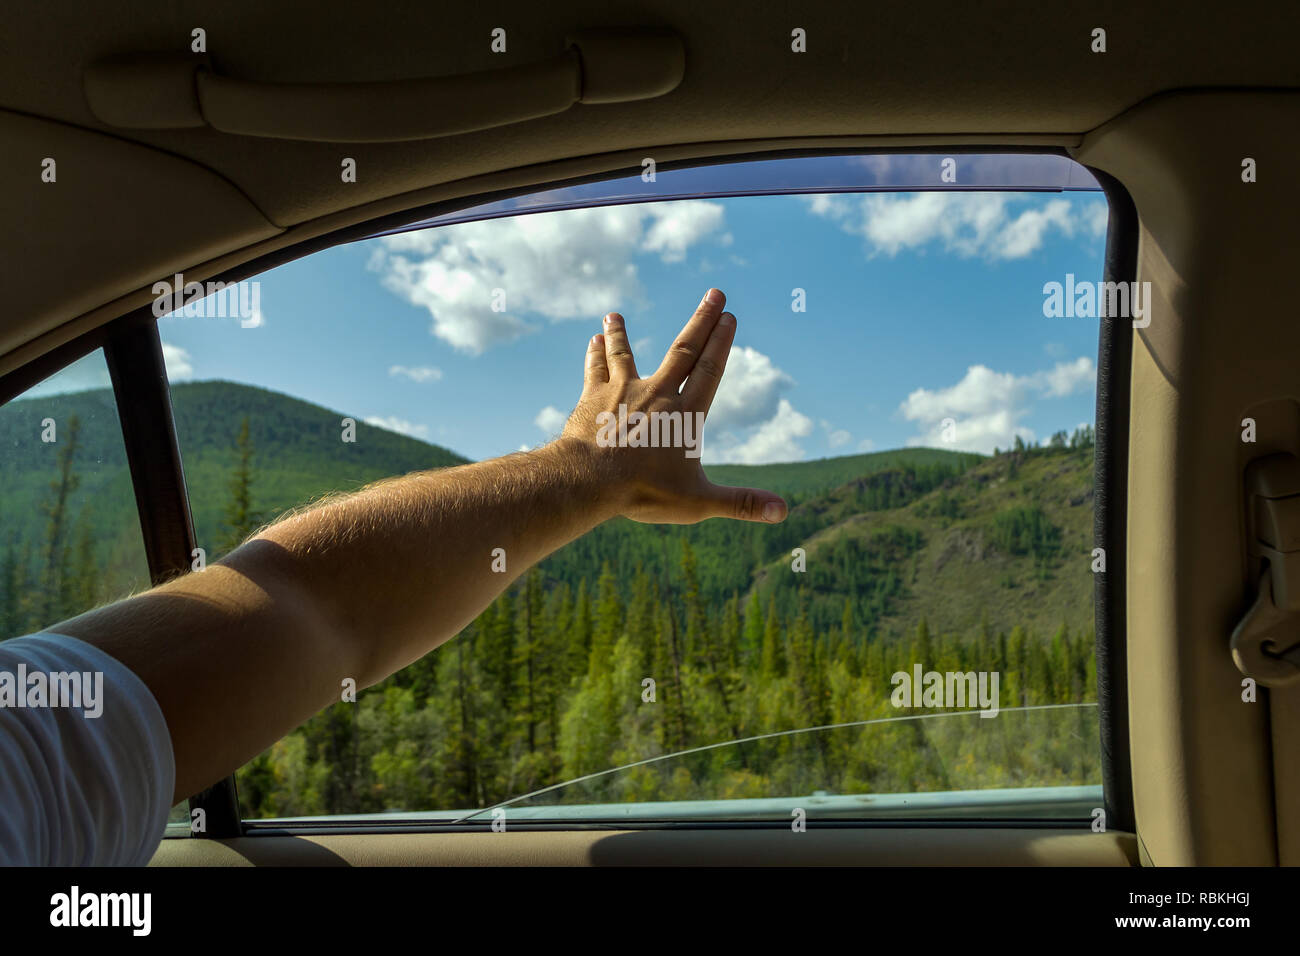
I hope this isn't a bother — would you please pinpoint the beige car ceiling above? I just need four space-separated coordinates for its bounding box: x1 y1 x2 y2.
3 1 1299 368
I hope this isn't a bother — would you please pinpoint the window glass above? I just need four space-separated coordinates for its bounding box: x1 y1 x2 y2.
163 155 1109 822
0 351 193 830
0 349 151 640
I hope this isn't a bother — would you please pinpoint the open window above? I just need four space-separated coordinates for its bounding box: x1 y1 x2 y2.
132 151 1133 836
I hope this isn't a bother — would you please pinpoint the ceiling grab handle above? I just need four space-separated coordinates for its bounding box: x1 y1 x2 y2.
1231 453 1300 687
83 29 685 143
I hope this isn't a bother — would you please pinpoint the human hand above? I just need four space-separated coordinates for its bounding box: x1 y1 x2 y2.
560 288 788 525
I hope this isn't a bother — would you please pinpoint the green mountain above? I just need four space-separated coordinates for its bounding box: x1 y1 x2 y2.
1 387 149 625
167 381 468 555
1 379 1091 646
704 447 982 499
545 436 1092 645
0 381 467 633
751 445 1095 642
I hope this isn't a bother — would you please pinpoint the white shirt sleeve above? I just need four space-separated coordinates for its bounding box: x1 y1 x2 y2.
0 632 176 866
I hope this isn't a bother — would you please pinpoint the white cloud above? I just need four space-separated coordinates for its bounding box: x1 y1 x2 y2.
162 343 193 380
364 415 430 439
899 357 1096 453
709 399 813 464
819 418 851 448
369 201 726 354
806 193 851 219
901 365 1021 424
1084 200 1109 239
534 405 568 436
642 203 725 263
806 192 1103 260
857 438 876 453
388 364 443 383
993 200 1076 259
699 346 815 464
708 346 795 430
1035 355 1096 398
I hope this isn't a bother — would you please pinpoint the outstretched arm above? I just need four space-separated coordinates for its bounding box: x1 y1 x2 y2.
56 288 786 804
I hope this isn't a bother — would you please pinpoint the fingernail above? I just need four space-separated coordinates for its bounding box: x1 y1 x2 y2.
762 501 786 522
704 288 723 305
604 313 622 329
719 312 735 327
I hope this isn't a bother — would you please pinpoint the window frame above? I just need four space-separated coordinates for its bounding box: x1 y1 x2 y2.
1 147 1137 839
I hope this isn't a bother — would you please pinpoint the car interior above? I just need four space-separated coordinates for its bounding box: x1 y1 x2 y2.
2 2 1299 874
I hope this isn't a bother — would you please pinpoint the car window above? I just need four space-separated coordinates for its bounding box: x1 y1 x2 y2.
161 154 1110 823
0 348 193 826
0 349 151 640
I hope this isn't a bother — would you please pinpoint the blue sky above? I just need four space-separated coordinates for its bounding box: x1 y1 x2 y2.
37 185 1109 464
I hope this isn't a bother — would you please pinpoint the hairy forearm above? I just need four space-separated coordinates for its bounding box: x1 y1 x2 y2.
59 438 617 802
253 436 617 684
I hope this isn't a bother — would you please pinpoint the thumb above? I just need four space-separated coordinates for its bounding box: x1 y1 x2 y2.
703 483 788 524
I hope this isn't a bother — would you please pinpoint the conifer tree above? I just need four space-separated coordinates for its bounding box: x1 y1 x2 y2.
0 540 23 638
571 578 592 675
742 590 764 664
760 595 784 678
40 413 81 623
220 415 261 554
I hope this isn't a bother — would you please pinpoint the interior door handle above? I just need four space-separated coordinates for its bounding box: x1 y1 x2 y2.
1231 453 1300 686
83 29 685 143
